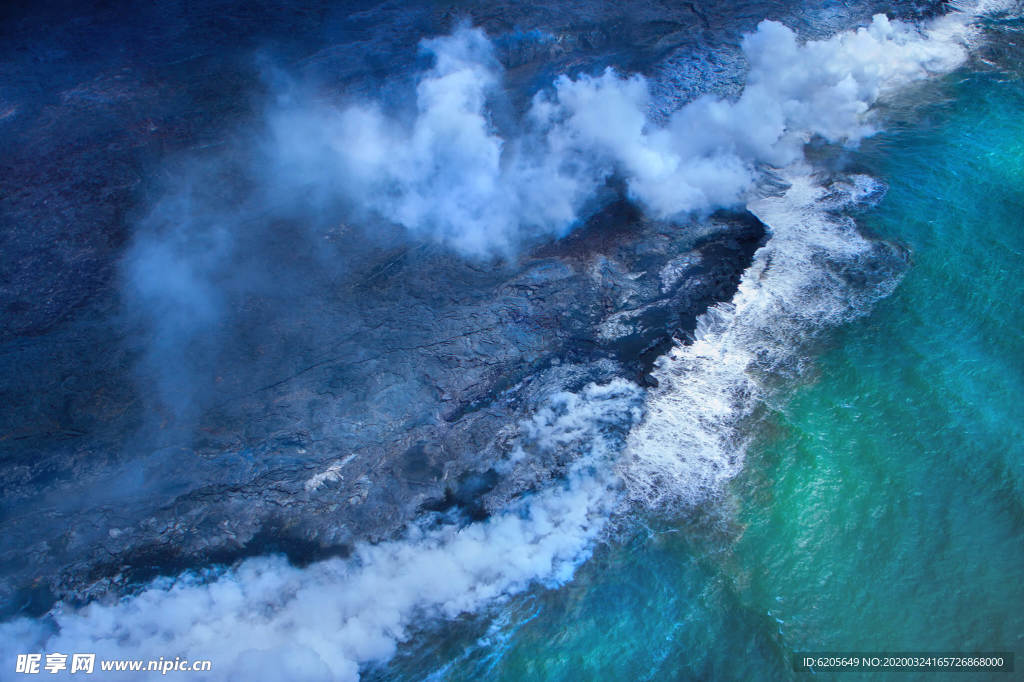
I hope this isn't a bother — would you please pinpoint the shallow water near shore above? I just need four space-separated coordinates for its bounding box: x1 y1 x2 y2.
373 20 1024 682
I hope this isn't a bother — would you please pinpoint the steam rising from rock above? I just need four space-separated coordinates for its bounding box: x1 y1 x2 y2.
1 381 643 681
269 13 972 255
123 10 975 423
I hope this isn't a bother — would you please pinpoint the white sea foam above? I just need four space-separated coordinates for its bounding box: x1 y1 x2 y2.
622 169 903 505
616 0 1000 506
0 4 999 679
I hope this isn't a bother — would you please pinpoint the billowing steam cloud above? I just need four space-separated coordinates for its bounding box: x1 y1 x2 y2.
1 381 644 681
544 12 970 216
123 11 975 424
265 26 595 257
269 13 972 256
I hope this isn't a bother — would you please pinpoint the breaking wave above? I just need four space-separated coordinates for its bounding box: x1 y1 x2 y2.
622 170 904 506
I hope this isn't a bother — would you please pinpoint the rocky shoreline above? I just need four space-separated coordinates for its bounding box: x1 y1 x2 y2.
1 196 766 616
0 0 942 618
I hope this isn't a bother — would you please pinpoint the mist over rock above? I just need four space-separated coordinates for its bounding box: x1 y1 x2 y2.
0 0 951 624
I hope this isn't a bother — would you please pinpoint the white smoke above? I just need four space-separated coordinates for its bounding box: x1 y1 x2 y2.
267 25 597 257
0 380 643 681
269 12 976 256
617 4 998 506
530 11 976 219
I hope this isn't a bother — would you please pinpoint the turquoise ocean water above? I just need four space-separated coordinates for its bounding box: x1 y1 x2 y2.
373 16 1024 681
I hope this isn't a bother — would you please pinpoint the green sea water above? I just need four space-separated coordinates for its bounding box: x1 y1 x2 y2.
376 20 1024 682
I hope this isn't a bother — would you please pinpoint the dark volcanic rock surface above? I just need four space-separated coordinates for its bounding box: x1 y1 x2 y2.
0 198 766 615
0 0 942 616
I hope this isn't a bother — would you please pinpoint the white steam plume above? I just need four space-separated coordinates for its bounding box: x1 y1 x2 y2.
618 5 991 504
271 11 976 256
548 12 972 217
0 381 643 681
268 26 597 257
